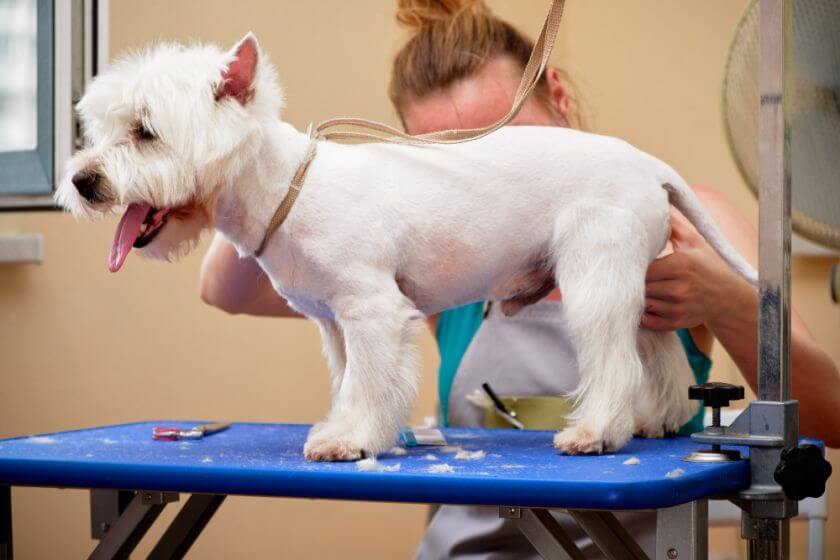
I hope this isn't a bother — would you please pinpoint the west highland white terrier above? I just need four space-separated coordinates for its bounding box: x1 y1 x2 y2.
56 33 757 460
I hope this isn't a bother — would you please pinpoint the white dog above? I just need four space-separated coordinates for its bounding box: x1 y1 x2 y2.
57 34 756 460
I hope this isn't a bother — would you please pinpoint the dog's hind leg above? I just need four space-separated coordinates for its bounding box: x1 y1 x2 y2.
633 330 697 438
304 277 423 461
551 203 650 454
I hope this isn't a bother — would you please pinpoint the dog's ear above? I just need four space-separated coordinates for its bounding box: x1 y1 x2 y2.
216 32 259 104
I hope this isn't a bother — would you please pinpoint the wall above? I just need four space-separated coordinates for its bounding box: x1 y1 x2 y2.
1 1 837 558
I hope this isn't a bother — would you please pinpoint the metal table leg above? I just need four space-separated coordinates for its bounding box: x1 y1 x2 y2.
147 494 225 560
88 491 178 560
656 500 708 560
1 486 11 560
501 507 585 560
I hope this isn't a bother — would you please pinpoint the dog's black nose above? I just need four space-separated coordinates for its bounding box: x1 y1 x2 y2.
72 169 100 202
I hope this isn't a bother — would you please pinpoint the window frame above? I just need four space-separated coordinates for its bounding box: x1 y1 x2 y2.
0 0 54 200
0 0 108 211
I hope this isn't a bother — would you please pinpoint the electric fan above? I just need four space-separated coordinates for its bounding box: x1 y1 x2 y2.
723 0 840 262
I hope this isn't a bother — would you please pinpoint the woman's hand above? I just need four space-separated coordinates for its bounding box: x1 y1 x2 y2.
641 209 748 331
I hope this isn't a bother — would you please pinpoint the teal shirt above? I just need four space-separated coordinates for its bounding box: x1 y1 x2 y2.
435 302 711 434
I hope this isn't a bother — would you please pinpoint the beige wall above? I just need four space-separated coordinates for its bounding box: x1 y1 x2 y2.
1 1 837 558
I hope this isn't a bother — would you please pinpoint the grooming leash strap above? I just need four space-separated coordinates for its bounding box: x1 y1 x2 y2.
254 0 566 257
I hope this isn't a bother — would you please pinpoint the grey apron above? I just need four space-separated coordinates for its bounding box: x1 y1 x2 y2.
415 299 656 560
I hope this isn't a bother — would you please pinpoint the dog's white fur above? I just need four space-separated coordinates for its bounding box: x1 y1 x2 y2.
57 34 757 460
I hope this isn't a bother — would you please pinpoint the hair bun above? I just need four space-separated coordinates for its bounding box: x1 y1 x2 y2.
396 0 489 31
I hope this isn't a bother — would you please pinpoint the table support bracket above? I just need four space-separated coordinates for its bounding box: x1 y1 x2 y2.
569 510 649 560
88 490 178 560
147 494 226 560
501 506 585 560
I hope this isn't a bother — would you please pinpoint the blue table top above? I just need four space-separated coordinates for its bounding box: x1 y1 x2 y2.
0 421 752 510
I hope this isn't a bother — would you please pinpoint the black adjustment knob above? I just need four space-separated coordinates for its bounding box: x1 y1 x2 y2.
684 382 746 462
688 382 744 409
774 444 833 501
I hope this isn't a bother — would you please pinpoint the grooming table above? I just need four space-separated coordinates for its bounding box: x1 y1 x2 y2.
0 421 764 559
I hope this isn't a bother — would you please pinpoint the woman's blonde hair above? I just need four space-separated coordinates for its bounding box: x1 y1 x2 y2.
389 0 582 128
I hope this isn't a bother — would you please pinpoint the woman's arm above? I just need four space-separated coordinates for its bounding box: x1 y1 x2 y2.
641 186 840 447
199 233 302 317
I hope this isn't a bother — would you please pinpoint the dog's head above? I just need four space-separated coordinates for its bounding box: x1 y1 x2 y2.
56 33 283 271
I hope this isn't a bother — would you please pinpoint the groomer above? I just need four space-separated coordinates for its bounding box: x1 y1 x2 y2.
199 1 840 557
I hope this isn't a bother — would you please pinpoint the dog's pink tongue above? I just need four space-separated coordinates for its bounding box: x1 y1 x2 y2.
109 203 151 272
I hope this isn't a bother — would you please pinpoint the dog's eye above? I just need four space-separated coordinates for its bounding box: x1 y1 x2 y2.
134 122 156 141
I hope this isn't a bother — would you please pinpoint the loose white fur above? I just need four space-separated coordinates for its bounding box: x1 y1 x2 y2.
454 449 486 460
356 458 401 472
56 34 757 461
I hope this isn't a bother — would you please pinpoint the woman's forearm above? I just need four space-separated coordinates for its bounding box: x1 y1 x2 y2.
705 275 840 446
199 234 301 317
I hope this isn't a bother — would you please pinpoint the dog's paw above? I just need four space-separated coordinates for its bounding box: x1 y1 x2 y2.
554 426 605 455
634 422 666 439
307 422 329 440
634 401 690 439
635 416 684 439
304 434 363 462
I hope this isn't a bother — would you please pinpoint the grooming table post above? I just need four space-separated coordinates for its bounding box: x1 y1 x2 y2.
752 0 795 555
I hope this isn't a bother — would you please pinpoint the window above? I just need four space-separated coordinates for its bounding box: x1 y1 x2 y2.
0 0 107 210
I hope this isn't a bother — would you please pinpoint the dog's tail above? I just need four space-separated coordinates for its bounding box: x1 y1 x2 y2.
660 172 758 286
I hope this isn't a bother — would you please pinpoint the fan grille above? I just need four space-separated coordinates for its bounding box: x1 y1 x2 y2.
723 0 840 249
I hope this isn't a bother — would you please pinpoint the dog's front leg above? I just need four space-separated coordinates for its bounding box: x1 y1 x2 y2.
307 318 347 441
304 282 422 461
